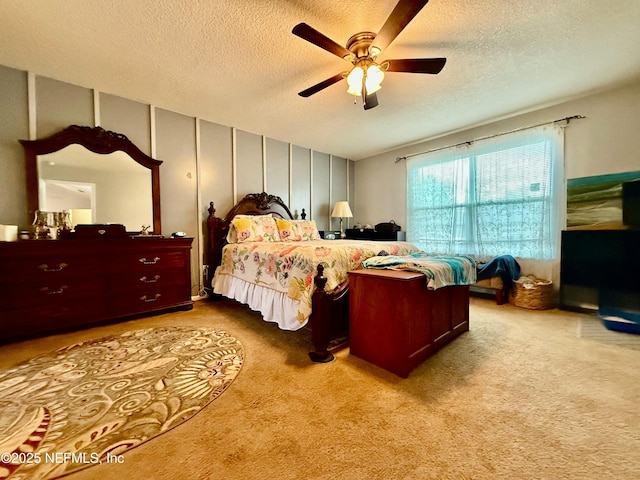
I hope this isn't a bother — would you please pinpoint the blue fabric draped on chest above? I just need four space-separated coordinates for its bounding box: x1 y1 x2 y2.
476 255 521 293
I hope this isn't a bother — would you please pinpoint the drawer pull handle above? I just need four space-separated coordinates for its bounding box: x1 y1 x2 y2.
40 285 68 295
38 263 68 272
140 275 161 283
140 293 161 303
139 257 161 265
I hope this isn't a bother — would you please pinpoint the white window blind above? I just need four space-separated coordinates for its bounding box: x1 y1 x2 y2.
406 125 565 261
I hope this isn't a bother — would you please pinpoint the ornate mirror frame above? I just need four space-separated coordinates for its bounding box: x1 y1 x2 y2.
21 125 162 234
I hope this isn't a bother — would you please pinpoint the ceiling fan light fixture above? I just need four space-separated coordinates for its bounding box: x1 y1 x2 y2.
369 46 382 58
365 64 385 95
294 0 443 109
346 66 364 96
347 62 385 96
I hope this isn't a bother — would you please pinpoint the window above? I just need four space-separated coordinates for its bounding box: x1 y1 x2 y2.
406 125 564 260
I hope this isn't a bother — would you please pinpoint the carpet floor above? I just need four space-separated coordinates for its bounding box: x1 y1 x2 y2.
0 297 638 480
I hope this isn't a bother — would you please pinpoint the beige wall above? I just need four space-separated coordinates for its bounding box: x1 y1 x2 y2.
354 79 640 229
0 64 354 296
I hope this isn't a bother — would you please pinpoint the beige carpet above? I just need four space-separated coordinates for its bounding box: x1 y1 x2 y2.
0 298 638 480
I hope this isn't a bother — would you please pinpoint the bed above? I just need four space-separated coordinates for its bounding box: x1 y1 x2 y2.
206 192 421 362
207 192 483 364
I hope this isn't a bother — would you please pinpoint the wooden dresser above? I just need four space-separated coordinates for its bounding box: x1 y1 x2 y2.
0 237 193 343
348 268 469 378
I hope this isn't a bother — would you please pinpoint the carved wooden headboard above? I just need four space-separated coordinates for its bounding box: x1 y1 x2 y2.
206 192 304 286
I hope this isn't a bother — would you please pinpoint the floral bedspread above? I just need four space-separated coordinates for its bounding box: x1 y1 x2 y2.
215 239 421 323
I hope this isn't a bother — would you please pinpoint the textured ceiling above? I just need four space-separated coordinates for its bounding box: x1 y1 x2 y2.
1 0 640 160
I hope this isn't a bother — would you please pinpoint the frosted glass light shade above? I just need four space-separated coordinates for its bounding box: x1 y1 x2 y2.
346 63 385 96
346 67 364 96
365 64 384 94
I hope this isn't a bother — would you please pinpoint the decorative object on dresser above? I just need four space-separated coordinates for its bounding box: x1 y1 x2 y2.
0 125 194 344
348 268 470 378
0 326 243 480
0 224 18 242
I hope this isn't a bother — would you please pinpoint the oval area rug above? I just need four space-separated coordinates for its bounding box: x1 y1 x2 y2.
0 326 244 480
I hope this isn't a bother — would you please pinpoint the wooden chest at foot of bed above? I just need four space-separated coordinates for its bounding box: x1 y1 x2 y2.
348 269 470 378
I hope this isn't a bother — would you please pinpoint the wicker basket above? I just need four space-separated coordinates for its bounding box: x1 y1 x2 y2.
509 275 554 310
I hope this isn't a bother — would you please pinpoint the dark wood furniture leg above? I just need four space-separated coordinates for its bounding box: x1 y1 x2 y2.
496 287 506 305
308 264 350 363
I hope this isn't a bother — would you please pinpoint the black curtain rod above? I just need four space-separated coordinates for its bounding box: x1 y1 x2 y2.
394 115 586 163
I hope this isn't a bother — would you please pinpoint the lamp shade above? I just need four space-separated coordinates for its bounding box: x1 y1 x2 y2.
331 201 353 218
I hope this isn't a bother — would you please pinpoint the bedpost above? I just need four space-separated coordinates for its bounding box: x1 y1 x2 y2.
309 264 334 363
206 201 225 292
308 264 350 363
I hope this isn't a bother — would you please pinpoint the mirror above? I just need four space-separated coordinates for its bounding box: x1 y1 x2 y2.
21 125 162 234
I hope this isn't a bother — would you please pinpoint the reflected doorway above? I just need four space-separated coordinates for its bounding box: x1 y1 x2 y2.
39 179 96 225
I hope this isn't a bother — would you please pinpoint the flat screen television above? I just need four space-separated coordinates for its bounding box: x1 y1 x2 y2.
622 180 640 228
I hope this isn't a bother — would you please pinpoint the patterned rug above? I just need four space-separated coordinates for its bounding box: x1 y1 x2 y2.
0 326 244 480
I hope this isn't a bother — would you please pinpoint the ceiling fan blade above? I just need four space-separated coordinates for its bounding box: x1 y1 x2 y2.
292 23 353 60
298 73 346 97
385 58 446 74
370 0 430 55
363 92 379 110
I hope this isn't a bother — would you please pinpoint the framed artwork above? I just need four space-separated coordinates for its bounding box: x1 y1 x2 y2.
567 170 640 230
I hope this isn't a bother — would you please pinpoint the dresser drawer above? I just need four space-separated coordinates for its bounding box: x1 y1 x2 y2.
1 255 99 282
0 300 106 342
116 251 187 272
108 286 190 316
108 267 187 294
0 277 104 309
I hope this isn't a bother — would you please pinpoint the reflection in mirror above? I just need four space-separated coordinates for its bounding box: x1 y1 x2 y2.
37 144 153 230
21 125 162 235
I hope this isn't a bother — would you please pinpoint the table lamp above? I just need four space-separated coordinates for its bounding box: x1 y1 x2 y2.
331 201 353 238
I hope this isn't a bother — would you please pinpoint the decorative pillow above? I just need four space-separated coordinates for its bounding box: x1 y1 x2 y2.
226 214 265 243
276 218 321 241
228 214 281 243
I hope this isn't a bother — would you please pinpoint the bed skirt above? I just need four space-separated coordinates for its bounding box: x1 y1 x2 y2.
213 272 307 331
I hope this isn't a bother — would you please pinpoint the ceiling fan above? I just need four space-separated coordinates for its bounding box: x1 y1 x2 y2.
292 0 446 110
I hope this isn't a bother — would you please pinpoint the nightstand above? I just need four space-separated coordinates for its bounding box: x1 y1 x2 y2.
319 231 342 240
345 228 375 240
